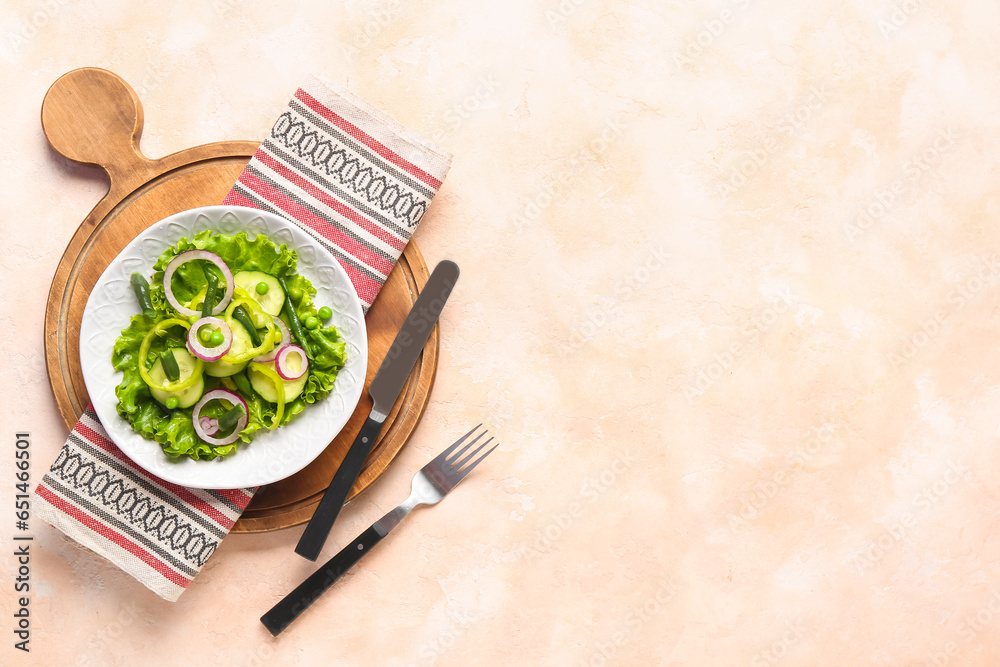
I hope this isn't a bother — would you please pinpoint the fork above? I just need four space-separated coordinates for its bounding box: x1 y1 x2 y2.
260 424 499 636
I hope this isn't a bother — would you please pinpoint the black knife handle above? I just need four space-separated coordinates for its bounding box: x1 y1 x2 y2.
294 414 384 561
262 523 387 636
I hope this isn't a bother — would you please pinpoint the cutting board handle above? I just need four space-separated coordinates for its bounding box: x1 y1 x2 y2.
41 67 157 192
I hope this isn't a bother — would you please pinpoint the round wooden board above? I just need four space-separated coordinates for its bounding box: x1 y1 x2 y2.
41 68 438 533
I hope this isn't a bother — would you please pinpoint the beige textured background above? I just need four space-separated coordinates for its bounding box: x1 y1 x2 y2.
3 0 1000 664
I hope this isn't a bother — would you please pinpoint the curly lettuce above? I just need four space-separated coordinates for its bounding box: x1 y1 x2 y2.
149 230 298 316
113 230 347 461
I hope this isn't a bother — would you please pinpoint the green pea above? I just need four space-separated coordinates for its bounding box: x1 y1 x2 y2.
318 306 332 320
256 281 269 295
290 287 303 302
210 331 225 346
199 328 213 344
304 316 320 330
165 396 180 410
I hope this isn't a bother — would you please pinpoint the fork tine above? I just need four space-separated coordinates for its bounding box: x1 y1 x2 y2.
455 443 499 478
433 424 482 463
445 429 487 464
452 436 494 472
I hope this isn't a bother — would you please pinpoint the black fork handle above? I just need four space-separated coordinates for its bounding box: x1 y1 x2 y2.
262 523 388 636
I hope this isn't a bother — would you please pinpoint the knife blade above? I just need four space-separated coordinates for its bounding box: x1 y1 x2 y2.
294 260 460 561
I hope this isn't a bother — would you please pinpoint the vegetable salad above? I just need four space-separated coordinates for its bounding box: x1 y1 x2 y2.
112 230 347 460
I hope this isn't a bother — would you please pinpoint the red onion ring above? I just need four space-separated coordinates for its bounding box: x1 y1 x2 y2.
199 416 220 436
192 389 248 446
187 317 233 362
275 345 309 381
254 316 290 362
163 250 234 318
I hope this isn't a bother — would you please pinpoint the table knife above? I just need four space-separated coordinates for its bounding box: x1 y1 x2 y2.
294 260 460 561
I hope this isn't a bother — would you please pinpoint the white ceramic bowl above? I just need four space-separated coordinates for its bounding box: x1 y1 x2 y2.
79 206 367 489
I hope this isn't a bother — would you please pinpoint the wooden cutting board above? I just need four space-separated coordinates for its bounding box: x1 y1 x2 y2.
41 68 438 533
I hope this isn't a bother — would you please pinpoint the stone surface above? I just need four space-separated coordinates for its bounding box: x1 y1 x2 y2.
3 0 1000 664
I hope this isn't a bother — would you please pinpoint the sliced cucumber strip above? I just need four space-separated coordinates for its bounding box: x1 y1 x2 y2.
150 348 205 408
234 271 284 316
248 360 307 403
204 357 249 378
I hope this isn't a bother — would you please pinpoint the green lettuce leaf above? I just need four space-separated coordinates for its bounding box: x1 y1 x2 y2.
300 325 347 402
112 313 157 416
149 230 298 317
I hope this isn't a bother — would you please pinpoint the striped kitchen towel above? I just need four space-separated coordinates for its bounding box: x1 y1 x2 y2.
223 75 451 313
34 407 253 598
34 76 451 601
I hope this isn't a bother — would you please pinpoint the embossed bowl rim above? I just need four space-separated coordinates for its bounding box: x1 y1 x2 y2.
79 206 368 489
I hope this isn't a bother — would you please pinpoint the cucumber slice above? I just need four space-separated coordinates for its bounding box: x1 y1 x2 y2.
248 360 307 403
234 271 284 316
204 322 252 377
150 348 205 408
204 357 249 378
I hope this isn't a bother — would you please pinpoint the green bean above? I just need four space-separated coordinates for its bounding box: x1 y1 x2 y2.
130 272 156 319
279 277 312 358
217 404 246 434
202 265 220 318
232 306 262 346
161 349 180 381
232 371 254 397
